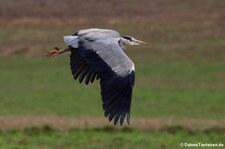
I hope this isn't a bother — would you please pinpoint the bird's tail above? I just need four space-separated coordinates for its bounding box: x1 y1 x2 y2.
64 36 79 48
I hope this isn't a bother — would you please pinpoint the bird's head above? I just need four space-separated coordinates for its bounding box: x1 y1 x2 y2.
121 36 149 46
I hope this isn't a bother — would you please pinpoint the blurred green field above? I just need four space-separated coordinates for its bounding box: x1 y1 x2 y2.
0 24 225 118
0 21 225 120
0 53 224 119
0 0 225 148
0 23 225 149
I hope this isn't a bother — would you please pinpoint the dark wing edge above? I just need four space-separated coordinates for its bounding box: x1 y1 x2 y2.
101 70 135 125
79 42 135 125
70 47 99 85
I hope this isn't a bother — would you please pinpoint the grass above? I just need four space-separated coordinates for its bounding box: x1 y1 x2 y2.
0 20 224 119
0 1 225 149
0 126 224 149
0 52 224 119
0 1 225 148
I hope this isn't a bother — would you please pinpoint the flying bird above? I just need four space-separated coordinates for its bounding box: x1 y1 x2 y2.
47 28 149 125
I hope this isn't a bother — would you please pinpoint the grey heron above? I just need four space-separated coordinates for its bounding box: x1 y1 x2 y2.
47 28 149 125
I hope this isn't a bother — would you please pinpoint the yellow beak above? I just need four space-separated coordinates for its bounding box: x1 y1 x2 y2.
134 39 150 45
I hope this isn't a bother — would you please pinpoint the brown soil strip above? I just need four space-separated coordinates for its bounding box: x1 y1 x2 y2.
0 116 224 130
0 45 39 57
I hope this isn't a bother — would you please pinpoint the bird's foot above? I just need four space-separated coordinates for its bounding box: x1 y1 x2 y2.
46 47 61 57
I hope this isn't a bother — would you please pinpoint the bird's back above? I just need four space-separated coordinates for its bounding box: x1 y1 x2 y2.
77 28 120 39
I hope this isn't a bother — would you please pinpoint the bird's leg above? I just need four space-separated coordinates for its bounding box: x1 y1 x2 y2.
46 47 70 57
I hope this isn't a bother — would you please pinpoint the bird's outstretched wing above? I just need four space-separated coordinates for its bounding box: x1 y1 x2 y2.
75 30 135 125
70 47 99 84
